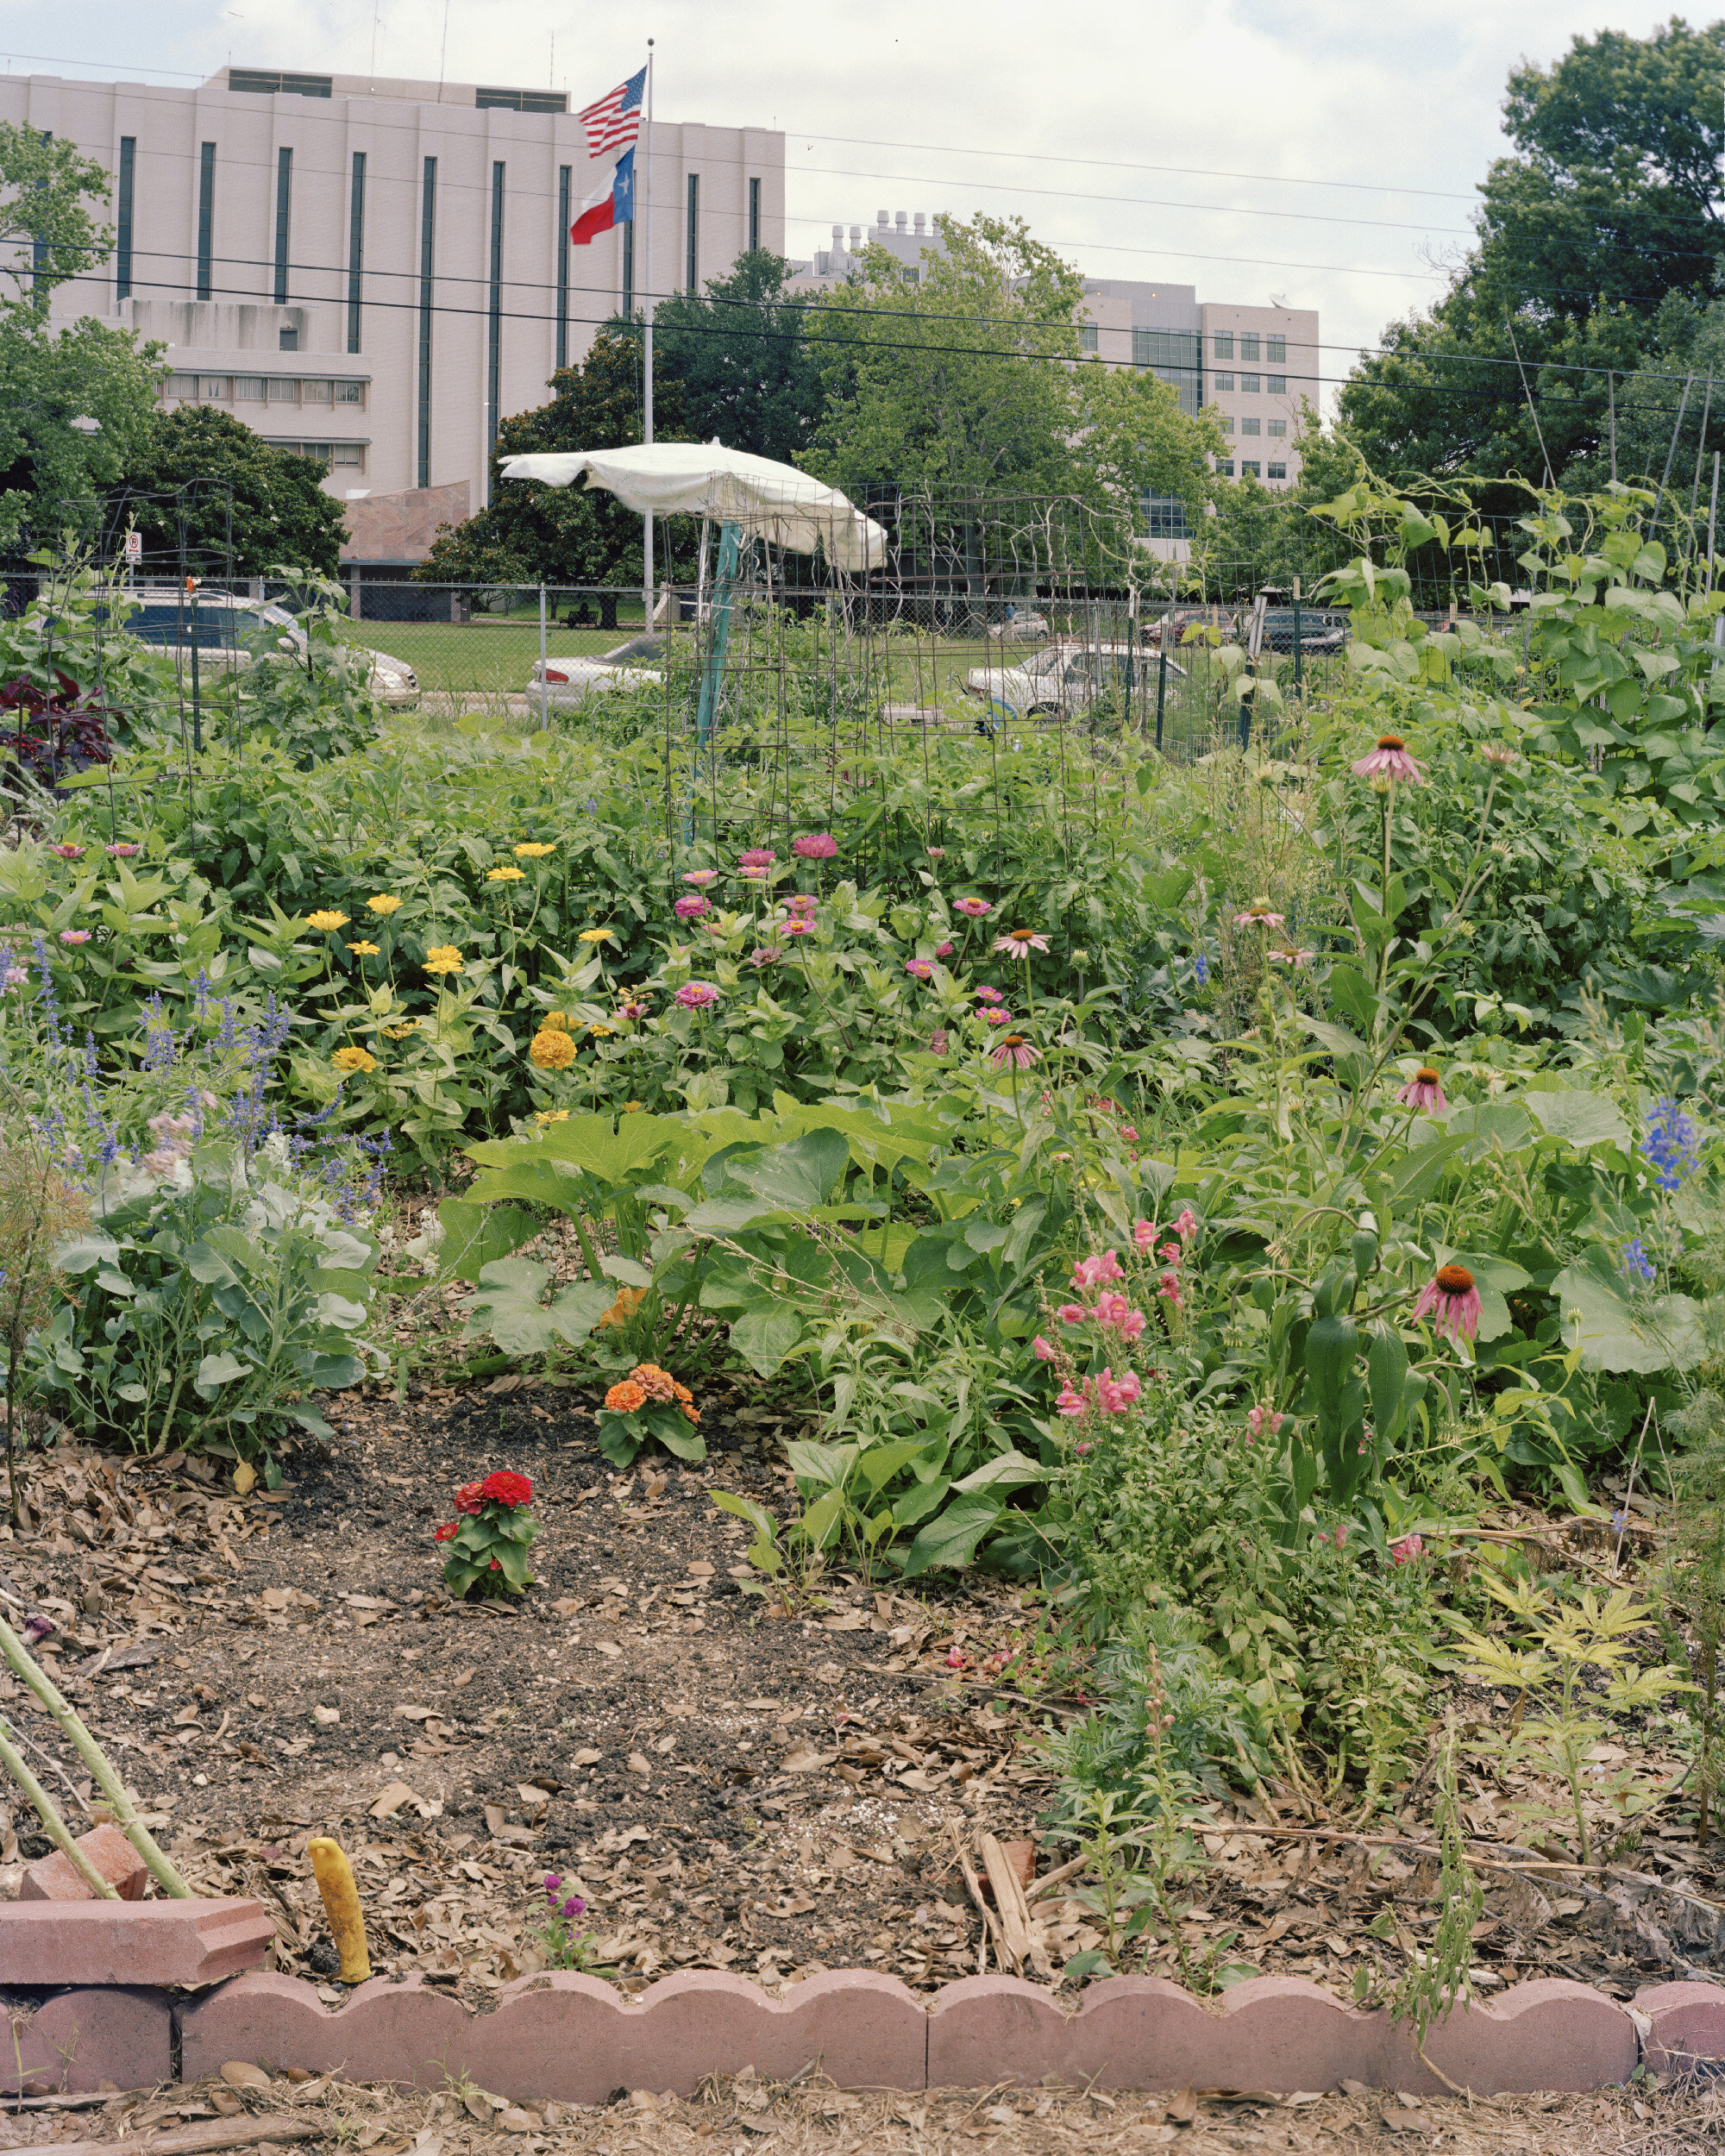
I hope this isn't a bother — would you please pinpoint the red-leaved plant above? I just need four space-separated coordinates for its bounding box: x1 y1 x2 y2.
433 1470 537 1600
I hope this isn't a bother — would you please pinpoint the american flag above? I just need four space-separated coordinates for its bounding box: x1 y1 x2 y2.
578 66 645 160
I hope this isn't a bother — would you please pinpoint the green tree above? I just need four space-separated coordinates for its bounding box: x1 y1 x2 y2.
0 122 163 545
649 251 824 463
416 329 691 596
1071 360 1221 542
105 405 348 576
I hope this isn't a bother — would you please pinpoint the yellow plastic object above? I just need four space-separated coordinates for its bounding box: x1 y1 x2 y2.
307 1835 371 1983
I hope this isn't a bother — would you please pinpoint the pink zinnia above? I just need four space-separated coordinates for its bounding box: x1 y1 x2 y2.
58 929 91 945
927 847 945 860
1397 1066 1448 1114
738 849 776 868
1072 1250 1125 1292
106 843 140 857
792 832 838 860
934 941 954 959
955 897 992 918
905 958 934 981
991 1034 1039 1069
994 930 1051 957
1353 734 1426 785
739 866 769 881
49 843 84 860
982 1007 1012 1026
1032 1335 1057 1361
1056 1303 1088 1326
616 998 649 1020
673 894 711 919
782 894 819 916
674 981 719 1010
975 985 1003 1004
1412 1263 1481 1342
781 918 815 937
929 1028 950 1056
1389 1533 1425 1565
682 868 718 887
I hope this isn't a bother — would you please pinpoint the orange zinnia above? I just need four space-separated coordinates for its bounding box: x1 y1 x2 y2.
605 1380 647 1413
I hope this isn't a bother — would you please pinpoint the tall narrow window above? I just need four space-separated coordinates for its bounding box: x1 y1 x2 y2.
417 156 436 489
748 176 760 254
555 164 571 370
346 150 365 353
31 130 51 310
622 218 634 316
486 160 505 496
686 172 699 291
116 137 135 300
273 146 292 304
196 142 216 300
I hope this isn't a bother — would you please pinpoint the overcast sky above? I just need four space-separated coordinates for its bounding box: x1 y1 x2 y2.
3 0 1703 398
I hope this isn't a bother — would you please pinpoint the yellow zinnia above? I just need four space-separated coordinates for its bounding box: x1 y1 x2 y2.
331 1044 376 1075
515 843 556 859
589 1024 615 1037
382 1020 418 1038
540 1011 570 1031
486 866 526 883
530 1030 577 1070
423 945 464 975
347 940 380 956
308 910 349 932
534 1108 570 1127
366 894 403 916
578 927 615 944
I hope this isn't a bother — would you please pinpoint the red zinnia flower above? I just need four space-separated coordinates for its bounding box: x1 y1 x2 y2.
434 1522 458 1542
454 1481 484 1515
480 1470 533 1509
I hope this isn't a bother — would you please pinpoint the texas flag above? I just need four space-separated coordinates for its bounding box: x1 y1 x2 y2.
571 147 635 247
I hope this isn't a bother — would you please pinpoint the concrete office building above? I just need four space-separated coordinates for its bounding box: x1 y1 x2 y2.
0 66 786 570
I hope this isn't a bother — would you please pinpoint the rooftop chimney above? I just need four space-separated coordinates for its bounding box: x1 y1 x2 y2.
894 210 907 232
913 211 925 235
849 225 862 248
877 209 888 229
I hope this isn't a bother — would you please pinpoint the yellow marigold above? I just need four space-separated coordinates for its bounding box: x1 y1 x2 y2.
514 843 556 858
486 866 526 883
423 945 464 975
578 927 615 944
605 1379 648 1413
331 1044 376 1075
308 910 349 932
366 893 403 916
347 940 380 956
540 1011 570 1031
534 1108 570 1127
530 1030 577 1070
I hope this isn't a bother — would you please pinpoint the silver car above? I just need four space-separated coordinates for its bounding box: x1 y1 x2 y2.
964 640 1183 724
122 591 418 707
529 634 665 709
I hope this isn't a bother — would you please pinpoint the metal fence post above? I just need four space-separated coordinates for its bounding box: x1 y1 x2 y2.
1155 635 1167 754
538 583 549 730
1292 574 1303 698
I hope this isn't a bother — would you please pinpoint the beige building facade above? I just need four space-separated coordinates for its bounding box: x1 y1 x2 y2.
0 66 786 560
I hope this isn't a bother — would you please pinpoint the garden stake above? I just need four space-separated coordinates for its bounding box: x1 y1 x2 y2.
0 1717 116 1897
0 1610 192 1896
308 1835 372 1981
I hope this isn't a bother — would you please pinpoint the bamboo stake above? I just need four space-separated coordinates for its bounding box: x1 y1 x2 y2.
0 1716 116 1897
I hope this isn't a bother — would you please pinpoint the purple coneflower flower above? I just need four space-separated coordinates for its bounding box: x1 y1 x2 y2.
1352 735 1426 785
1397 1065 1447 1113
1233 904 1285 931
1266 947 1312 967
991 1033 1039 1070
1411 1263 1481 1343
994 929 1050 957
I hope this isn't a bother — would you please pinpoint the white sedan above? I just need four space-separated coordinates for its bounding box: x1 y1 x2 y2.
123 592 418 707
529 634 665 710
964 640 1183 724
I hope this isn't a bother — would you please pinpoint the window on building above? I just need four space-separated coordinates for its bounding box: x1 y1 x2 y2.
1214 332 1233 360
331 443 365 467
164 372 197 398
302 379 333 404
229 69 332 97
1079 324 1099 352
1217 461 1234 477
1241 416 1261 436
686 172 699 291
336 380 366 405
1267 462 1288 480
417 156 436 490
1240 373 1258 394
1221 417 1234 435
1242 461 1261 478
267 378 298 401
1240 333 1260 361
486 160 505 486
474 86 567 110
196 141 215 302
235 376 264 401
278 327 298 351
749 176 760 254
1268 418 1286 437
116 136 135 301
1213 371 1233 392
273 146 292 304
1131 328 1201 415
347 151 366 355
198 375 229 399
1267 374 1285 395
1267 334 1285 362
1143 493 1190 541
555 165 571 370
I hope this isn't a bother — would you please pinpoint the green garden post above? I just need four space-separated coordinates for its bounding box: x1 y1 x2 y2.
695 521 743 763
1292 578 1303 698
538 583 549 730
1154 636 1167 753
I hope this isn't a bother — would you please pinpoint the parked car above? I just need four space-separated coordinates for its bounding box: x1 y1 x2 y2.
965 640 1184 724
1258 607 1349 656
1142 607 1232 649
986 607 1051 643
529 634 665 709
122 590 418 706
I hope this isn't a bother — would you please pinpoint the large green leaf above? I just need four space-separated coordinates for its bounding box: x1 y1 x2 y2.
729 1304 806 1375
467 1112 682 1185
461 1258 616 1356
900 1491 1006 1577
1552 1250 1707 1374
1518 1091 1631 1151
953 1448 1050 1493
436 1199 541 1284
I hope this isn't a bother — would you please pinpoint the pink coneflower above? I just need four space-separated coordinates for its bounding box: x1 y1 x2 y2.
1352 734 1427 785
674 981 719 1010
905 958 935 982
1412 1263 1481 1342
58 929 91 945
1267 947 1314 968
1397 1066 1448 1114
750 945 785 968
927 847 945 860
1233 904 1285 931
792 832 838 859
1032 1335 1057 1361
1482 743 1520 769
682 868 718 887
990 1032 1040 1069
955 897 992 918
49 844 84 861
673 894 712 920
974 984 1004 1004
781 918 815 937
1072 1250 1125 1292
994 929 1051 957
1389 1533 1425 1565
105 843 140 857
738 849 776 868
929 1028 950 1056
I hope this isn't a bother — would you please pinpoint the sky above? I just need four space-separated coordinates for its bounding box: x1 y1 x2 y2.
1 0 1705 404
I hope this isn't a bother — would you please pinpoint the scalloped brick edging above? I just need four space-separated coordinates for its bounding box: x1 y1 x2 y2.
3 1967 1716 2098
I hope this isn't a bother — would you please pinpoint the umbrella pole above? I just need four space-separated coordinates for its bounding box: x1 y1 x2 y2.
695 521 743 772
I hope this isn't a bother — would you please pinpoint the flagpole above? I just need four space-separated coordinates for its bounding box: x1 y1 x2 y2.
641 38 655 624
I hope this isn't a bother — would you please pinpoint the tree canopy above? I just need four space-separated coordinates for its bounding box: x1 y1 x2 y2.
108 406 349 576
649 251 824 464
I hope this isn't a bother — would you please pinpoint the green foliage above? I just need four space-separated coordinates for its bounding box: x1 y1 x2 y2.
1661 1390 1725 1836
104 406 349 576
649 252 825 463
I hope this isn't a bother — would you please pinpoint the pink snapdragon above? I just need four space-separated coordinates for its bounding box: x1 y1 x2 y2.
1158 1269 1184 1308
1174 1207 1199 1244
1095 1368 1141 1413
1245 1405 1285 1443
1093 1292 1146 1342
1389 1533 1425 1565
1056 1380 1090 1418
1032 1335 1057 1361
1133 1218 1159 1254
1056 1303 1088 1326
1071 1250 1126 1292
